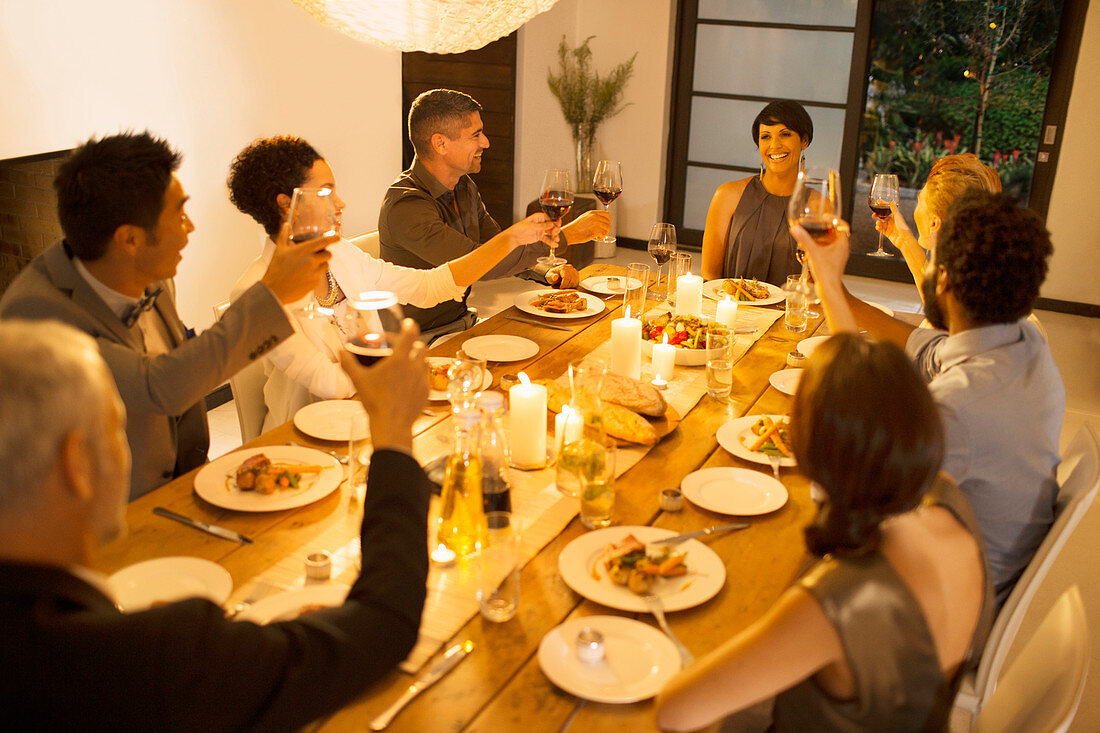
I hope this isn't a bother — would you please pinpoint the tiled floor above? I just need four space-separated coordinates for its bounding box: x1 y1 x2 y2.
206 248 1100 730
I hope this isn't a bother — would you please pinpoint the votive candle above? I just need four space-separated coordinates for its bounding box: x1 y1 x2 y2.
509 373 547 468
716 296 738 328
652 333 676 381
675 274 703 317
609 305 642 380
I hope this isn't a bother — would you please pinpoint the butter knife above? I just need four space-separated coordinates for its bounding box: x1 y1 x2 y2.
504 315 573 332
152 507 254 545
657 522 750 546
369 641 474 730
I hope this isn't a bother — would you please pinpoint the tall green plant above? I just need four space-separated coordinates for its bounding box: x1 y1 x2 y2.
547 35 636 142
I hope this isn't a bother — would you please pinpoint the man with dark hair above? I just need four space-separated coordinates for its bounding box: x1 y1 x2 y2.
795 190 1065 604
0 131 332 499
0 317 431 729
379 88 610 338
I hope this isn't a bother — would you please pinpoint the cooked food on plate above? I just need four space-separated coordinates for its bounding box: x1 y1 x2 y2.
641 313 728 352
429 363 451 391
721 277 770 301
593 533 689 596
232 453 323 494
530 290 588 313
740 416 792 457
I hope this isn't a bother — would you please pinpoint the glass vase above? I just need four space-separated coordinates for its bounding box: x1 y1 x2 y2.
574 130 595 193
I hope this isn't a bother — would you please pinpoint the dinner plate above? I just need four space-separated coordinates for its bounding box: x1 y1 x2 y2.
293 400 367 441
580 275 642 296
538 616 681 703
797 335 830 358
716 415 797 468
108 557 233 612
681 467 788 516
426 357 493 401
702 278 785 306
194 446 343 512
514 289 605 319
768 368 803 396
558 525 726 613
461 335 539 363
235 585 350 624
866 301 895 317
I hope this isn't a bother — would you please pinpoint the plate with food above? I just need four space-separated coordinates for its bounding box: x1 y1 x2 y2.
235 585 350 624
558 526 726 612
796 335 830 358
515 289 605 319
681 467 788 516
293 400 367 442
538 616 681 703
768 368 803 396
426 357 493 401
194 446 343 512
461 335 539 363
703 278 784 306
108 556 233 612
716 415 797 468
580 275 643 296
641 313 729 366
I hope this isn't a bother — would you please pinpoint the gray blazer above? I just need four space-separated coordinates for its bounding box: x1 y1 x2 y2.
0 241 293 499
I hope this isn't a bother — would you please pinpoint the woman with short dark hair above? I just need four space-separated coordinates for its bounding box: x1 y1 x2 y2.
656 334 991 732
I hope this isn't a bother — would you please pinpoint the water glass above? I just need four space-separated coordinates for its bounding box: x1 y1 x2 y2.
623 262 650 318
784 275 810 333
706 359 733 400
705 321 731 360
477 512 521 622
579 444 617 529
447 350 486 413
667 252 692 307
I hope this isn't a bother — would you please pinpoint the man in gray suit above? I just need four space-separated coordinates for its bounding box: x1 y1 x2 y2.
0 132 332 499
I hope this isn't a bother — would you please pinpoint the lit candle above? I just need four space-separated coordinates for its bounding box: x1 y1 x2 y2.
675 274 703 317
554 405 583 454
609 304 642 380
716 296 738 329
652 332 676 382
509 372 547 468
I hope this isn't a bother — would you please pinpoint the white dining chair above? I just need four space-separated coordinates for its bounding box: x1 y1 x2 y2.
212 300 268 443
972 585 1089 733
348 230 380 258
953 422 1100 726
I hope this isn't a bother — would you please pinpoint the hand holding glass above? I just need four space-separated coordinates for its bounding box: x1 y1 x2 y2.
538 169 573 267
592 160 623 245
867 173 900 258
344 291 403 365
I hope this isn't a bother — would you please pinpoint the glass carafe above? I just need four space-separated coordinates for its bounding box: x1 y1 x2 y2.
476 392 512 517
556 361 611 499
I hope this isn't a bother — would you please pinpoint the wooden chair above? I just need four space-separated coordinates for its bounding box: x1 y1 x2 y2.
972 586 1090 733
212 300 268 443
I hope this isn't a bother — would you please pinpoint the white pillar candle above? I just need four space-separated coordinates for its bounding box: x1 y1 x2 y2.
716 296 739 328
554 406 583 452
652 333 676 381
509 373 547 468
675 274 703 317
609 313 642 380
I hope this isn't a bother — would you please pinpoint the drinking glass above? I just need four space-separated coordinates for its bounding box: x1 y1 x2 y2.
476 511 521 622
646 223 676 302
447 350 486 414
668 252 692 309
538 169 574 267
787 166 841 291
344 291 403 365
705 321 731 361
579 443 617 529
623 262 650 318
705 359 733 400
784 275 810 333
592 160 623 245
867 173 900 257
287 186 338 244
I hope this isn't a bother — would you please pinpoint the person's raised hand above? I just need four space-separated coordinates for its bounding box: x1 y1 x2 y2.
546 264 580 289
790 219 851 293
506 212 558 249
563 210 610 244
874 201 914 246
338 318 427 452
261 222 337 304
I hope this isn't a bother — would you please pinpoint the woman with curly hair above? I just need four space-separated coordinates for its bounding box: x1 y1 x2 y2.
655 335 991 732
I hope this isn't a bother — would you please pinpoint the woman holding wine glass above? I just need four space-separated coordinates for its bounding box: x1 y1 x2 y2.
700 100 815 286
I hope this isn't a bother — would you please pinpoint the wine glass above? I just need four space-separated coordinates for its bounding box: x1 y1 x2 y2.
647 223 676 302
537 169 574 266
287 187 338 244
592 160 623 244
447 350 487 414
867 173 900 257
344 291 403 366
787 166 841 284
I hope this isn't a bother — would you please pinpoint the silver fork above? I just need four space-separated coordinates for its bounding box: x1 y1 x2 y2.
767 453 782 481
643 594 694 667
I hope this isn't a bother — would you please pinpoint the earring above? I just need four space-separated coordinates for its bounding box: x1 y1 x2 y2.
799 151 805 170
760 162 765 179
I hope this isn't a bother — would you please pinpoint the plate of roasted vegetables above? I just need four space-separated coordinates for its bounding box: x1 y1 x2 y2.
716 415 797 468
702 278 784 306
515 289 605 319
640 313 730 366
558 526 725 612
194 446 343 512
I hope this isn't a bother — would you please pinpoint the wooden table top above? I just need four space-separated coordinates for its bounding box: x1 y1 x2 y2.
97 263 827 733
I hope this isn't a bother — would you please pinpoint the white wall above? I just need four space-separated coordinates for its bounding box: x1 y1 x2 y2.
0 0 401 328
515 0 676 242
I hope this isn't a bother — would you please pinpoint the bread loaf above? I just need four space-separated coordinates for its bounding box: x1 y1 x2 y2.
602 404 658 446
599 373 667 417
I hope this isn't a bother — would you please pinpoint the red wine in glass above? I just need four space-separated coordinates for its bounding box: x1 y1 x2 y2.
799 219 836 244
868 198 893 218
344 332 394 366
593 187 622 205
650 248 672 266
540 193 572 221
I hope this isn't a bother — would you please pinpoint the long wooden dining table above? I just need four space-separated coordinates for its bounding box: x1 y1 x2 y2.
97 262 828 732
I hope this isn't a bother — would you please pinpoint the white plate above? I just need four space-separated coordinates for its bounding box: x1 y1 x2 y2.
293 400 367 441
235 585 350 624
716 415 797 468
702 279 785 306
538 616 681 703
558 525 726 613
580 276 642 296
514 289 606 319
194 446 343 512
108 557 233 612
461 335 539 363
769 368 803 396
426 357 493 401
797 335 830 357
866 301 895 317
681 467 788 516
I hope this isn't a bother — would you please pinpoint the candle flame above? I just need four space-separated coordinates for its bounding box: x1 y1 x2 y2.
518 372 531 386
624 304 631 319
662 332 669 345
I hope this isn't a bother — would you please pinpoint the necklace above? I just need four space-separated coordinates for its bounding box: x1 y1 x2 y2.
315 270 346 308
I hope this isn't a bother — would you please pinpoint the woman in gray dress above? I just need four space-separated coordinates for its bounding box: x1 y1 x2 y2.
655 335 991 732
700 101 813 287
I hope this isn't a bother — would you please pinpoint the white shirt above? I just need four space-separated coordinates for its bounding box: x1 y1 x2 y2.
73 258 172 356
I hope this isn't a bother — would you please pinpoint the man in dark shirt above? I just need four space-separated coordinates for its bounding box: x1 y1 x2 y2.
0 317 431 730
379 88 609 335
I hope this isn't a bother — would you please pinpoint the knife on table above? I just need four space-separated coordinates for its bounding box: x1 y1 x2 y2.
153 507 254 545
369 641 475 730
657 522 751 546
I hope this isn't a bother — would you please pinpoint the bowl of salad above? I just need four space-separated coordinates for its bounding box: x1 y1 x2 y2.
641 313 730 366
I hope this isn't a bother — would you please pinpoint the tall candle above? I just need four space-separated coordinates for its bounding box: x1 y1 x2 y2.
652 333 676 381
554 406 583 453
509 372 547 468
675 274 703 317
716 296 738 328
609 306 642 380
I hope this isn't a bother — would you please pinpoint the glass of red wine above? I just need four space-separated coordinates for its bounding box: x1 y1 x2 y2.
537 169 574 267
592 160 623 244
787 166 841 286
287 187 338 244
867 173 900 258
344 291 403 366
647 222 676 302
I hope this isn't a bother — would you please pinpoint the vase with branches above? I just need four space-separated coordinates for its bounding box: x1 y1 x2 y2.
547 35 635 192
